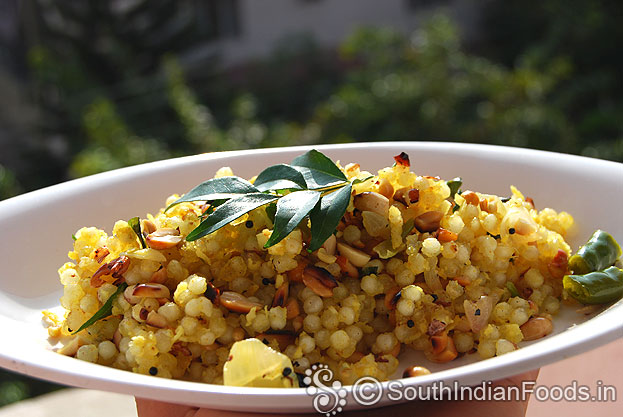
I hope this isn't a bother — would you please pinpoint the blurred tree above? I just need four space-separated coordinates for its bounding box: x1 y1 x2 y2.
70 98 171 177
312 15 579 155
222 34 346 124
163 57 224 152
24 0 221 181
0 369 62 407
477 0 623 160
0 164 22 200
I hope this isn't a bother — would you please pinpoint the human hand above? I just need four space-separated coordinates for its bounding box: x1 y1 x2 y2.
135 369 539 417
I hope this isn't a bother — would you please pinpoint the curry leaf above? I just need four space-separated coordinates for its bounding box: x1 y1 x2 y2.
291 150 348 190
181 150 356 245
506 282 520 297
73 282 128 334
200 198 227 218
361 266 379 276
265 191 321 248
128 216 147 249
352 175 374 185
265 201 277 223
166 176 258 211
186 193 279 241
254 164 307 192
309 184 352 251
447 177 463 198
401 218 415 239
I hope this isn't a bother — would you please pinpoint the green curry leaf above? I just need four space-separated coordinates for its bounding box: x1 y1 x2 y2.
352 175 374 185
181 150 366 249
73 282 128 334
265 191 321 248
291 150 348 190
186 193 279 241
253 164 308 192
166 176 258 211
309 183 352 251
401 218 415 239
128 216 147 249
447 177 462 198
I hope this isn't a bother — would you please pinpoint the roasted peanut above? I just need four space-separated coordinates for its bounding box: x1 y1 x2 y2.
520 317 553 341
353 192 389 216
302 266 338 297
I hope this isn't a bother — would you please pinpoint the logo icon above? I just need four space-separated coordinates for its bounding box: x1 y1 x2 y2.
304 364 348 416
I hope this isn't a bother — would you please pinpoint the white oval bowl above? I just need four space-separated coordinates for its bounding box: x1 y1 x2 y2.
0 142 621 413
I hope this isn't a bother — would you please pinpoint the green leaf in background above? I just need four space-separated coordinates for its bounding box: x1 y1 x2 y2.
166 176 258 211
291 150 348 190
265 190 321 248
71 234 77 241
447 177 463 198
73 282 128 334
186 193 279 241
253 164 307 191
309 183 352 251
128 216 147 249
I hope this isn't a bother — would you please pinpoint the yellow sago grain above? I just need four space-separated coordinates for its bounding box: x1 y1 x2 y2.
303 314 322 333
395 268 415 286
401 285 423 302
188 275 208 295
268 307 287 330
338 306 356 325
495 339 516 355
510 308 530 326
76 344 99 363
321 307 340 330
421 238 441 257
330 330 350 351
315 329 331 350
524 268 544 289
361 274 384 296
453 332 474 353
214 167 233 177
396 298 415 316
543 296 560 314
98 340 118 361
445 280 464 299
478 340 496 359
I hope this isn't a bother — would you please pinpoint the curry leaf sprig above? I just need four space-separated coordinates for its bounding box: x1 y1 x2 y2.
166 150 372 251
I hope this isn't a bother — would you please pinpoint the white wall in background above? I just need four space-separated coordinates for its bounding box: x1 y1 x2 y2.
185 0 479 67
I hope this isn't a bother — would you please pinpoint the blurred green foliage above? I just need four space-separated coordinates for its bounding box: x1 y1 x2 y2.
315 16 578 152
1 0 622 407
0 165 22 200
476 0 623 160
64 14 622 177
71 98 171 177
0 369 61 407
